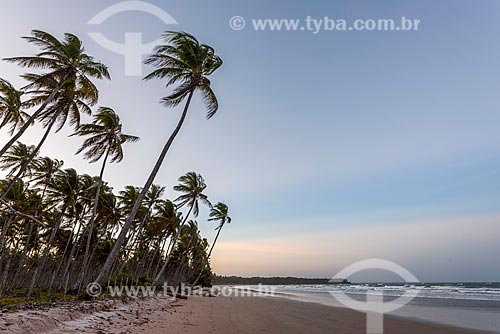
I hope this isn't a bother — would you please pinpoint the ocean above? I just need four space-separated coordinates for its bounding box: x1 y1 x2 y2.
230 282 500 332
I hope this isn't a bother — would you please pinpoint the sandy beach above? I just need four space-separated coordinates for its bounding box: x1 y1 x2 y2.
1 295 493 334
140 296 493 334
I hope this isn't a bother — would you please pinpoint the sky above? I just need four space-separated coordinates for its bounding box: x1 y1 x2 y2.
0 0 499 282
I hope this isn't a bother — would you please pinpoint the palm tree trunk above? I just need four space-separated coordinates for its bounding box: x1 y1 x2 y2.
68 214 92 291
74 148 110 291
139 230 165 278
59 217 83 290
48 213 80 293
192 224 223 287
27 205 67 298
148 233 169 277
0 114 59 202
0 75 67 158
0 215 14 263
96 90 195 283
0 236 19 296
10 221 34 290
171 234 194 284
152 204 193 286
116 205 152 275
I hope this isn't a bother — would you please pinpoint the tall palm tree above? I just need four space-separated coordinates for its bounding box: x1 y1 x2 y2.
0 31 110 201
0 30 110 157
192 202 231 286
95 31 222 283
0 78 29 134
72 107 139 290
152 172 211 285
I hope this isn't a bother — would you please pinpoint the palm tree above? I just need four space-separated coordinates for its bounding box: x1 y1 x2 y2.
0 30 110 157
95 31 222 283
192 202 231 286
80 188 123 285
0 31 110 201
0 78 29 134
0 179 27 262
129 185 165 253
113 184 164 280
4 188 42 291
173 172 211 215
26 168 85 297
144 198 180 277
118 185 142 216
152 172 211 285
0 179 41 297
0 142 37 177
170 220 200 284
72 107 139 290
205 202 231 258
29 156 63 219
30 156 64 184
0 77 93 202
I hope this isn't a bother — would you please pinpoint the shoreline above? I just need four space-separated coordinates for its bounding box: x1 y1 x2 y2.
1 294 496 334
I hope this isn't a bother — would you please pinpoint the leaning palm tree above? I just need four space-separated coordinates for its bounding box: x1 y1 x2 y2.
152 172 211 285
0 78 29 134
0 30 110 157
0 142 37 177
0 31 110 201
206 202 232 257
0 76 94 202
95 31 222 283
173 172 211 215
192 202 231 286
72 107 139 290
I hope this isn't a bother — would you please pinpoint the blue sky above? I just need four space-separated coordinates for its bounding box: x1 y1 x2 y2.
1 0 499 281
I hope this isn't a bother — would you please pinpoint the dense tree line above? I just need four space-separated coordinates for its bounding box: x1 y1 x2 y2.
0 30 231 299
